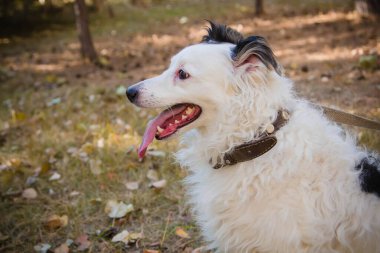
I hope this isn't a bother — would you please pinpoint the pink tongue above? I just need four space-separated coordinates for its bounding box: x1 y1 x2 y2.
138 105 187 158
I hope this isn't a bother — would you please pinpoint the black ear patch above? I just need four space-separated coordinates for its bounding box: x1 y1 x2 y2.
356 155 380 197
202 21 243 44
202 21 282 75
233 36 282 75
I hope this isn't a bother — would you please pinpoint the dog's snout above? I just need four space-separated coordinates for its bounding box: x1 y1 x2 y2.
126 86 139 103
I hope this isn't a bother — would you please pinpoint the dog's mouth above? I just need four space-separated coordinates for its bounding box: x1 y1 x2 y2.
138 103 202 158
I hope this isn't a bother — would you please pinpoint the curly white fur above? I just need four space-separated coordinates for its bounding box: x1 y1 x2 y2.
128 40 380 252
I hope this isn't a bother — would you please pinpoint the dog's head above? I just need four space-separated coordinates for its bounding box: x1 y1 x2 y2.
127 22 284 158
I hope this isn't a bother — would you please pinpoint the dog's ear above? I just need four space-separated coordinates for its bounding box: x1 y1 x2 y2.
232 36 282 75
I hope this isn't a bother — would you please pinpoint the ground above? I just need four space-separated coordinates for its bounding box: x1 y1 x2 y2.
0 1 379 252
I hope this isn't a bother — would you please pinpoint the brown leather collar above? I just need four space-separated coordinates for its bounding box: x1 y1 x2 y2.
212 110 290 169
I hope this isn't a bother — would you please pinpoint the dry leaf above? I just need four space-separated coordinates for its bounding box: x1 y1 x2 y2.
34 243 51 253
129 232 143 242
97 138 105 148
151 179 167 189
75 234 91 251
53 243 69 253
125 181 139 190
111 230 129 244
11 110 27 123
45 215 68 230
69 191 80 197
49 172 61 181
175 227 190 239
147 169 159 181
9 158 22 168
22 188 38 199
105 200 134 218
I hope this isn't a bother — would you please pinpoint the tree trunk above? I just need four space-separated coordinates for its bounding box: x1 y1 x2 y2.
22 0 31 18
356 0 380 16
255 0 264 16
93 0 103 12
74 0 98 63
0 0 11 18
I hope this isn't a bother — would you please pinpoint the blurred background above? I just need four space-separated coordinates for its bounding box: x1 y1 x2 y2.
0 0 379 252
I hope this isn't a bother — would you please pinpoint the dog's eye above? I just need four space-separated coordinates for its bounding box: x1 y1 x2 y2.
178 69 190 80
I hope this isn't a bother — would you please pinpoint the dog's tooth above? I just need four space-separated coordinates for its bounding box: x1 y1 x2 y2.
186 107 194 115
157 126 164 133
175 120 180 124
182 114 188 120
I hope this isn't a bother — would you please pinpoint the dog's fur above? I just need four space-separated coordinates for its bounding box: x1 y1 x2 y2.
127 22 380 253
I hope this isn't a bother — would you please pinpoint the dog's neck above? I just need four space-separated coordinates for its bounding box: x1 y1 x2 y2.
177 72 295 169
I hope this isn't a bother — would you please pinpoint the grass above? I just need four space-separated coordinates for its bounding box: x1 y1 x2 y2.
0 0 379 252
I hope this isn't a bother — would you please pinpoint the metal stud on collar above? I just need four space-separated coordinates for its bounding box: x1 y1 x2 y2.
266 124 275 134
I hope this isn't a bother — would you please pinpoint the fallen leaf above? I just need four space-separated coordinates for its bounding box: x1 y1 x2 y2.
97 138 105 148
9 158 22 168
44 215 68 230
22 188 38 199
39 162 51 174
105 200 134 218
111 230 129 244
69 191 81 197
125 181 139 190
11 110 27 123
150 179 167 189
175 227 190 239
75 234 91 251
147 169 159 181
53 243 69 253
128 232 143 242
90 197 102 205
49 172 61 181
34 243 51 253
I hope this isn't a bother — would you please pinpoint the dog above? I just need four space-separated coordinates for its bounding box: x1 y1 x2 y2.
126 22 380 253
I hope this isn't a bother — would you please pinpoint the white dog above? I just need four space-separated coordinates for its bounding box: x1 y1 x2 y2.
127 22 380 253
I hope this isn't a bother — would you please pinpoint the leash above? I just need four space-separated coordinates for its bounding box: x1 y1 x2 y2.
318 105 380 130
212 106 380 169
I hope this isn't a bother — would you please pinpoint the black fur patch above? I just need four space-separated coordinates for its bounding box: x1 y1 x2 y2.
202 21 282 75
356 155 380 197
201 21 243 44
233 36 282 75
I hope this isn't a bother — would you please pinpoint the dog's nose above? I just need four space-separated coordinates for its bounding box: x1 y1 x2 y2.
126 86 139 102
